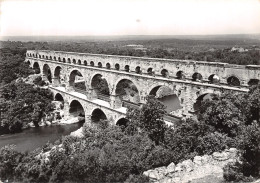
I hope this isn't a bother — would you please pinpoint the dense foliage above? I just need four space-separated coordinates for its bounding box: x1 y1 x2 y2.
0 48 54 134
0 82 54 134
1 86 259 182
0 48 33 84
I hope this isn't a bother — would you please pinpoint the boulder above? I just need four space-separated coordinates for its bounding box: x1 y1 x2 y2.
175 163 183 172
213 152 229 161
182 159 194 172
143 169 163 181
201 155 211 164
193 156 202 165
166 162 176 174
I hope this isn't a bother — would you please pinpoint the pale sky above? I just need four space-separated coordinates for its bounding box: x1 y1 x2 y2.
0 0 260 36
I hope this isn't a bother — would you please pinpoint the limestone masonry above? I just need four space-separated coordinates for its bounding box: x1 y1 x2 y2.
25 50 260 125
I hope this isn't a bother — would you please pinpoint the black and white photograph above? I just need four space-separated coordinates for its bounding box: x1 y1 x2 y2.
0 0 260 182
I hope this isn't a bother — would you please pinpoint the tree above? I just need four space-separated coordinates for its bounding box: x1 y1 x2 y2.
126 96 167 145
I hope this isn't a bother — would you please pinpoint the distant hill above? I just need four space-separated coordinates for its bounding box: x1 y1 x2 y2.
1 34 260 42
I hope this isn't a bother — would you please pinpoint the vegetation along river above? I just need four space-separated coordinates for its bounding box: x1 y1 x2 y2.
0 122 83 152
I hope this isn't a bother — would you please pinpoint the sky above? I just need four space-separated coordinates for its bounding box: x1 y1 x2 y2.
0 0 260 36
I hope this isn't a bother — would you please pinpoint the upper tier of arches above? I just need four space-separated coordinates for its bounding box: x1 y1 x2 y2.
26 51 260 87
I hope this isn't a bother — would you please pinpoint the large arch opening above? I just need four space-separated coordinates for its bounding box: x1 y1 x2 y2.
33 62 40 74
54 66 62 85
91 74 110 96
192 72 203 81
69 100 85 122
43 64 52 83
55 93 64 102
149 85 182 113
69 70 86 93
54 93 64 110
116 118 129 127
115 79 140 104
227 76 240 86
248 79 259 86
208 74 220 84
91 108 107 123
193 93 216 111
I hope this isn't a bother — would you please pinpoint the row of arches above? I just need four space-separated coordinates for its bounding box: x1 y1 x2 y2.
31 61 259 90
27 55 259 86
54 93 128 126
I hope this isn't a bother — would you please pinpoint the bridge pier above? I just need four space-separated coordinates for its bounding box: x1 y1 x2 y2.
110 95 122 109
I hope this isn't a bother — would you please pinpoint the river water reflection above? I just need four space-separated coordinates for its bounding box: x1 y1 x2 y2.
0 122 83 152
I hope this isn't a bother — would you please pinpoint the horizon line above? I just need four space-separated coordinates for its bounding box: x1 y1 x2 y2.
1 33 260 37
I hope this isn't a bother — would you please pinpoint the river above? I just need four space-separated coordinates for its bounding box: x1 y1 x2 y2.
0 122 83 152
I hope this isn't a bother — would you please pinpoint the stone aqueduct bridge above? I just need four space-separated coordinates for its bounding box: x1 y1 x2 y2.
25 50 260 125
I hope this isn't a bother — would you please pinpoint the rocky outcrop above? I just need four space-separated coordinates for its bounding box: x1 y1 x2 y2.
143 148 238 183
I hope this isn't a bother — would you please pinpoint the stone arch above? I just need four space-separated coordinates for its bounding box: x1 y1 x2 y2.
26 60 31 65
149 85 181 113
53 66 62 85
43 64 52 83
227 75 240 86
90 73 110 96
33 62 41 74
69 69 86 92
42 55 45 59
147 68 154 75
248 79 259 86
49 56 52 60
54 92 64 102
192 72 203 81
116 117 129 127
90 61 94 66
46 55 49 59
106 63 111 69
67 58 71 63
115 78 140 103
161 69 169 78
91 108 107 122
58 57 61 62
176 71 185 79
39 55 41 59
54 56 57 61
135 66 141 74
83 60 87 66
193 92 216 111
69 100 85 121
78 59 82 65
208 74 220 84
115 63 120 70
72 59 76 64
62 58 66 63
125 65 130 72
98 62 102 68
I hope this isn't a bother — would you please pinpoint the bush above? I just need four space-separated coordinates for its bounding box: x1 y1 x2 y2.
0 145 24 181
223 161 253 182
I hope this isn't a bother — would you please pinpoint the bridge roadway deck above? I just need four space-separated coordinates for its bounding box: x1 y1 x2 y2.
49 86 181 125
30 57 249 92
